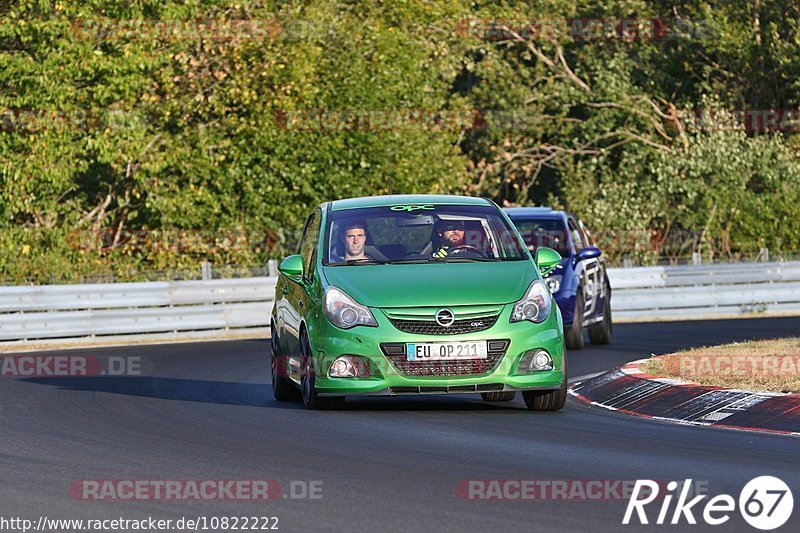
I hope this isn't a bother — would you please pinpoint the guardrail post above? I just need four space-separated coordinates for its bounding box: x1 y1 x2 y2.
759 247 770 262
267 259 278 277
201 261 212 280
692 252 702 266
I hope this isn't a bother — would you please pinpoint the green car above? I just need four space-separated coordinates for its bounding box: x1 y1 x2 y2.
270 195 566 410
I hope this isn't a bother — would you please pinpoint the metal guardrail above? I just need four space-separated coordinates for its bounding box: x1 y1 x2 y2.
1 261 798 344
0 278 276 342
608 261 800 320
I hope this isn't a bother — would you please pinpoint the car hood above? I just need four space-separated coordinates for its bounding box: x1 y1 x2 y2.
322 261 537 308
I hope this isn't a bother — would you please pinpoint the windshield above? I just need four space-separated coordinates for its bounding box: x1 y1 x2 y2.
323 204 529 265
511 218 570 257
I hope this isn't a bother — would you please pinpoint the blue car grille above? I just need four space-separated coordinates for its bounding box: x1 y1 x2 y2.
380 339 510 377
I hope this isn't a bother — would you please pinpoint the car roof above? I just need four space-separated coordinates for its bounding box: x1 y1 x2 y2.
503 207 566 219
330 194 492 211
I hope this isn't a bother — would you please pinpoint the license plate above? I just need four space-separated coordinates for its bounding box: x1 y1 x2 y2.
406 341 488 361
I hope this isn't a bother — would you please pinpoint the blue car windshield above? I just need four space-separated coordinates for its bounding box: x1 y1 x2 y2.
511 218 570 257
324 204 528 265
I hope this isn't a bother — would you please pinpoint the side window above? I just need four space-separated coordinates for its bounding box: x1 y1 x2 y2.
568 217 587 252
578 219 595 247
299 212 320 281
297 214 313 254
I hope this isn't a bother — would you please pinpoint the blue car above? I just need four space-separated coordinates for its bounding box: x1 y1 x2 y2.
504 207 612 349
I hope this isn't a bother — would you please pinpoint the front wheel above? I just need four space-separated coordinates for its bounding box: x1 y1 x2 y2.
300 333 344 410
271 322 297 401
523 349 567 411
588 290 612 345
564 290 585 350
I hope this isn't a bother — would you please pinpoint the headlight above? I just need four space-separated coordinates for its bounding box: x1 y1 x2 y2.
324 286 377 329
544 274 562 294
510 279 552 324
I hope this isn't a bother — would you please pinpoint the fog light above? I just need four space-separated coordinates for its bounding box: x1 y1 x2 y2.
517 349 553 373
533 351 552 371
328 356 370 378
330 357 355 377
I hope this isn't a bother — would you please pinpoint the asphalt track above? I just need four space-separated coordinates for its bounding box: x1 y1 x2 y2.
2 317 800 532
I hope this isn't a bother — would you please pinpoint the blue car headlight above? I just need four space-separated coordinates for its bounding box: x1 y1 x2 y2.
545 274 562 294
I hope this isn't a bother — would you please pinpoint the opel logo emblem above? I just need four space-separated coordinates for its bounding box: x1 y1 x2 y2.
435 309 455 327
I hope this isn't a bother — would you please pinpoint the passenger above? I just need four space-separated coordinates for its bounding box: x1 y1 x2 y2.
334 221 372 262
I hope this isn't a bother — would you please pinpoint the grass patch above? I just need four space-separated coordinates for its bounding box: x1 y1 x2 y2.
642 338 800 394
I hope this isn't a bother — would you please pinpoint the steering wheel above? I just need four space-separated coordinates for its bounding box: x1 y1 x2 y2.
449 245 487 258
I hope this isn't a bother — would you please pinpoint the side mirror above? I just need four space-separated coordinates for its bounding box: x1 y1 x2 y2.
575 247 601 262
535 247 561 276
278 254 303 280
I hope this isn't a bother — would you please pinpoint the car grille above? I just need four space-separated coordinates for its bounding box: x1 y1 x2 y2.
380 340 510 377
389 314 499 335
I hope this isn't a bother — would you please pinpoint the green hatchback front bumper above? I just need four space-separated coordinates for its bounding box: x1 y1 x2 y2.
307 303 565 397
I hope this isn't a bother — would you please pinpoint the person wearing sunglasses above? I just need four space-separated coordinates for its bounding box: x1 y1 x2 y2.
432 220 467 258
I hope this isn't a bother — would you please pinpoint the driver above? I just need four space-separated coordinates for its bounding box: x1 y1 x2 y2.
432 220 466 258
333 221 372 262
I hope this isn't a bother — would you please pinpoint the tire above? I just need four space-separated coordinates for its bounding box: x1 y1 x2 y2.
271 321 298 401
300 333 344 410
481 391 516 402
564 290 585 350
522 349 567 411
588 289 612 345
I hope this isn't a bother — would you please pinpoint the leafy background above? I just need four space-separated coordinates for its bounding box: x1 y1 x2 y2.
2 0 799 282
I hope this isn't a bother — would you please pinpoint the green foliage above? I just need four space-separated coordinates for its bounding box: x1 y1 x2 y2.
1 0 799 282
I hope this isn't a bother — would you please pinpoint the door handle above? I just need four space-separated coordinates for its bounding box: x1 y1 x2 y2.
298 300 304 308
281 287 289 295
